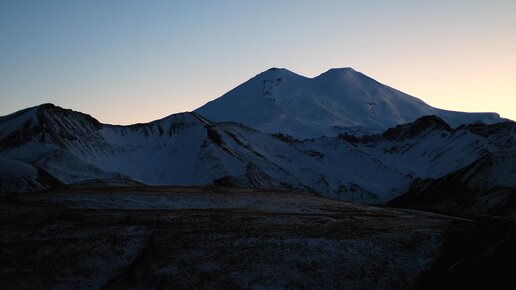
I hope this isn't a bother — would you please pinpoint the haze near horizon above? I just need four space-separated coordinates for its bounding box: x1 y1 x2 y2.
1 0 515 124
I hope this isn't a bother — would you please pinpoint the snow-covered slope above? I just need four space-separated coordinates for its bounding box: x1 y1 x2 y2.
0 157 61 193
0 104 403 202
196 68 504 138
0 104 514 205
390 150 516 218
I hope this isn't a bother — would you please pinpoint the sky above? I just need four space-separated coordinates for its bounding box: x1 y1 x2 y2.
1 0 515 124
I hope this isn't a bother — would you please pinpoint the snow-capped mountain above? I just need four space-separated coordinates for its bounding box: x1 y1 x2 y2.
1 104 514 207
0 104 404 202
196 68 504 138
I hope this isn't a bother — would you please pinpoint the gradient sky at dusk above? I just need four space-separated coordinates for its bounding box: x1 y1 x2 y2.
1 0 515 124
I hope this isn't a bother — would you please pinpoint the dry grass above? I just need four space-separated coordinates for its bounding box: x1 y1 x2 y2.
1 185 504 289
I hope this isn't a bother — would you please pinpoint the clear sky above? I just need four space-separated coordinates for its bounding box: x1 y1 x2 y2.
1 0 515 124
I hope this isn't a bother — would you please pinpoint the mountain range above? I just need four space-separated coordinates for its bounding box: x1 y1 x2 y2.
0 68 514 217
197 68 504 138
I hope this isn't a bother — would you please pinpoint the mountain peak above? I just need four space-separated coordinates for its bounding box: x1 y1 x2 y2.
266 67 286 71
38 103 57 109
325 67 356 73
315 67 370 81
196 67 505 138
36 103 64 115
254 67 305 81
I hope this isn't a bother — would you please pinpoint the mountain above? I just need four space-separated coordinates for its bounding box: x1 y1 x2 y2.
196 68 504 138
0 104 404 202
389 149 516 218
0 157 61 194
1 104 514 208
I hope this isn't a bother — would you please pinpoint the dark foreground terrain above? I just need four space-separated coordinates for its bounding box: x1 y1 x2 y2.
1 184 514 289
